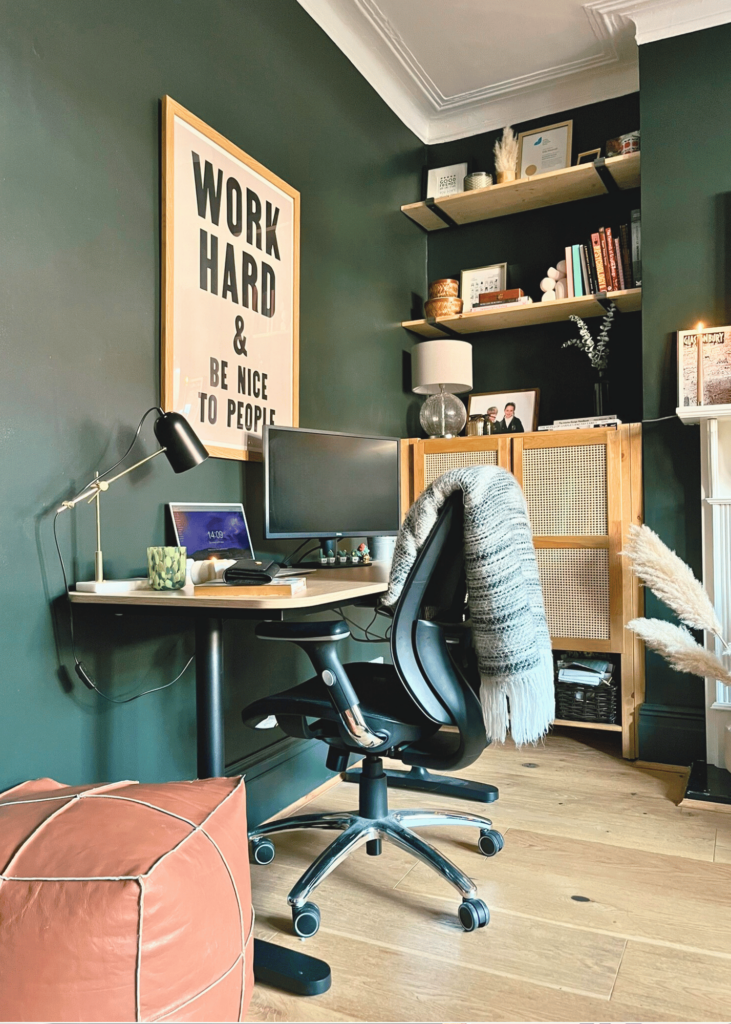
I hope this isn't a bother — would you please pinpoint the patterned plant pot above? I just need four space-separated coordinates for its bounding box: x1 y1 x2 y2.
147 546 187 590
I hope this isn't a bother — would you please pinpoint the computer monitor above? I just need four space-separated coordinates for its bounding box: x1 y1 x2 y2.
264 426 400 540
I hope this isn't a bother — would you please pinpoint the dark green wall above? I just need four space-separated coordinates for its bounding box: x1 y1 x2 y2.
0 0 423 798
634 25 731 762
426 95 642 428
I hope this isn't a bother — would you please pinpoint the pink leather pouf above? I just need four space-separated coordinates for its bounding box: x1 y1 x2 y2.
0 776 254 1022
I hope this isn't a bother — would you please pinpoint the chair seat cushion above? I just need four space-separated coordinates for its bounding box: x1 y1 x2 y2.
243 661 443 733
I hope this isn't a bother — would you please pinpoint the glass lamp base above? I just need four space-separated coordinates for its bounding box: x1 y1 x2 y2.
420 392 467 438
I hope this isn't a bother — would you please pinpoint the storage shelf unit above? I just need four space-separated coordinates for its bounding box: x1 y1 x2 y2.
401 428 644 758
401 152 640 231
403 288 641 340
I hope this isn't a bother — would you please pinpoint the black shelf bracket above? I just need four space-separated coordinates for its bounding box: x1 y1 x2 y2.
595 291 621 313
425 316 463 339
592 157 620 195
425 197 458 229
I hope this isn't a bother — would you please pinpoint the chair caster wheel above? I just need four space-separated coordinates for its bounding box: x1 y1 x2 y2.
478 828 504 857
249 837 275 865
292 901 321 938
459 898 490 931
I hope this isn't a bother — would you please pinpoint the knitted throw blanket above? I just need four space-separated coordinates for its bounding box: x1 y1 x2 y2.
382 465 554 745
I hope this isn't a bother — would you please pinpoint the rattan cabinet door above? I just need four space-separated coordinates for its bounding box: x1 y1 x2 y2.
412 436 512 498
513 429 623 653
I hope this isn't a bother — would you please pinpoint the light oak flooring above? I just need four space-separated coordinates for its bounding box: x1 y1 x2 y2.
247 731 731 1022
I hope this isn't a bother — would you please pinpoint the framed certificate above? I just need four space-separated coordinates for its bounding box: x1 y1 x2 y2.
517 121 573 178
460 263 508 312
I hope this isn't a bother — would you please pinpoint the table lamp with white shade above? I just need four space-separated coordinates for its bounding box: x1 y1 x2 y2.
411 339 473 438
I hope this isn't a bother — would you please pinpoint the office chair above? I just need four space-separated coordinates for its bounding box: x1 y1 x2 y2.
242 493 503 937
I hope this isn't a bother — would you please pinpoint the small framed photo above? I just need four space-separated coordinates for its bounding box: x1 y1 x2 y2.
460 263 508 312
517 120 573 178
576 148 601 165
425 162 468 199
677 325 731 408
467 389 540 434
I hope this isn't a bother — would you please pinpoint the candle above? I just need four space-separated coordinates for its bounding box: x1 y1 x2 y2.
697 321 705 406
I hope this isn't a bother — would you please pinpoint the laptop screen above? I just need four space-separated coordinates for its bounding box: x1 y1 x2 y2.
169 503 254 559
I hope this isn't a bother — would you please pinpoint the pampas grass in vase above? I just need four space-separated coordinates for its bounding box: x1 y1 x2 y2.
494 126 518 183
624 523 731 685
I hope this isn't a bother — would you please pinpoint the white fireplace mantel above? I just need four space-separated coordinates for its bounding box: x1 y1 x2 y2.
679 407 731 767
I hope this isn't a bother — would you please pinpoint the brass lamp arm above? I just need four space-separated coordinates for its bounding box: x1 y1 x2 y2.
58 447 167 511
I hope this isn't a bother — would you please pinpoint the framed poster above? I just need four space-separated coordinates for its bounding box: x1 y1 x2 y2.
517 120 573 178
460 263 507 312
161 96 300 461
677 325 731 408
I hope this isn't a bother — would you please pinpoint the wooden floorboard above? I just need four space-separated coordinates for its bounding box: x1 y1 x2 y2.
249 734 731 1022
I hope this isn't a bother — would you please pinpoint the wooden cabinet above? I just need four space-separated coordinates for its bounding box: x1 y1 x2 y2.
401 426 644 758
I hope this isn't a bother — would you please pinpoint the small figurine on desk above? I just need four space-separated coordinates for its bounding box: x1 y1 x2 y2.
326 548 336 565
350 549 359 564
358 543 371 565
319 548 328 566
338 549 348 565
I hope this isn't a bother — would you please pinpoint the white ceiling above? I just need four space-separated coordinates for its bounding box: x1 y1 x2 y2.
298 0 731 143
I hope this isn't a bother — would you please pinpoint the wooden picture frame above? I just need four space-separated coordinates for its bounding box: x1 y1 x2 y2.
161 96 300 462
576 148 601 165
517 120 573 178
467 388 540 433
460 263 508 312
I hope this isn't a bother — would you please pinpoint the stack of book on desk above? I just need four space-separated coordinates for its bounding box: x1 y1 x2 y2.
197 576 308 598
538 415 621 432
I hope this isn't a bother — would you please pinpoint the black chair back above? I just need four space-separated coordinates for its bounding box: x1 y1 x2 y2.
390 492 488 771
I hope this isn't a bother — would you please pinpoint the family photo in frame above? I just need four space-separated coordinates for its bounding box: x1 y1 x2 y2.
468 389 540 433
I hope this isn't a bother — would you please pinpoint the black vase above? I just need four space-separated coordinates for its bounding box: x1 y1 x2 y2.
594 377 610 416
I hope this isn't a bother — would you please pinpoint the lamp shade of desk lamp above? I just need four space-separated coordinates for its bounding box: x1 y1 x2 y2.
411 340 473 438
59 408 208 593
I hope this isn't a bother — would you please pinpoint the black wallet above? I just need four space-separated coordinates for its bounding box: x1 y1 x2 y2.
222 558 281 585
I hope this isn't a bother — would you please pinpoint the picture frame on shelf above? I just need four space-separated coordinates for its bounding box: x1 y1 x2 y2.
576 148 601 165
677 325 731 409
468 388 540 434
460 262 508 312
517 120 573 178
425 162 468 199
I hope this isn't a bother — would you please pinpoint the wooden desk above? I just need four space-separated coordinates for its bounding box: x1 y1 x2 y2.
69 564 390 778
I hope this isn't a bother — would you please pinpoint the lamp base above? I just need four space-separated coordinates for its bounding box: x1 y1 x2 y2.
75 578 150 594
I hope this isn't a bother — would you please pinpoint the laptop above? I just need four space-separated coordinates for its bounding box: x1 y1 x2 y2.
168 502 309 576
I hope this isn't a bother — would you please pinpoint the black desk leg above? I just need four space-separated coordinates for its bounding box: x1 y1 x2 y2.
193 614 332 995
195 615 225 778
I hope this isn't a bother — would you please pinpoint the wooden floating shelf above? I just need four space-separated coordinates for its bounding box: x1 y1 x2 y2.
403 288 642 339
402 152 640 231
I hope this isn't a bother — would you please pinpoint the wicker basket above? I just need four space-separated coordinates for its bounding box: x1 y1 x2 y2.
555 677 618 724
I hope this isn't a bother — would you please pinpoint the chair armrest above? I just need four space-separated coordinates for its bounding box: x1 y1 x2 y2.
256 620 349 642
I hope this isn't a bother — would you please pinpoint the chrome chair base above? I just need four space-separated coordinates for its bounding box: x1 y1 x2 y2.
249 807 498 909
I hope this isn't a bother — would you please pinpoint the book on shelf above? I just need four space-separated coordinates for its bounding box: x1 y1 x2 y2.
631 208 642 286
564 213 641 298
538 415 621 431
478 287 524 303
471 296 533 310
557 657 613 687
564 246 574 298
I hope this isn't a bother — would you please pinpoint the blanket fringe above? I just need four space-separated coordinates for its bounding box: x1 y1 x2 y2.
480 650 555 746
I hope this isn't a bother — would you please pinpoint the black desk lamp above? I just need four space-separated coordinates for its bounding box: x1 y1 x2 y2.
57 407 208 592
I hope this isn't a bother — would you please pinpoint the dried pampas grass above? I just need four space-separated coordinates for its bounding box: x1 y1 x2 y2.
494 126 518 175
627 618 731 685
623 524 725 643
